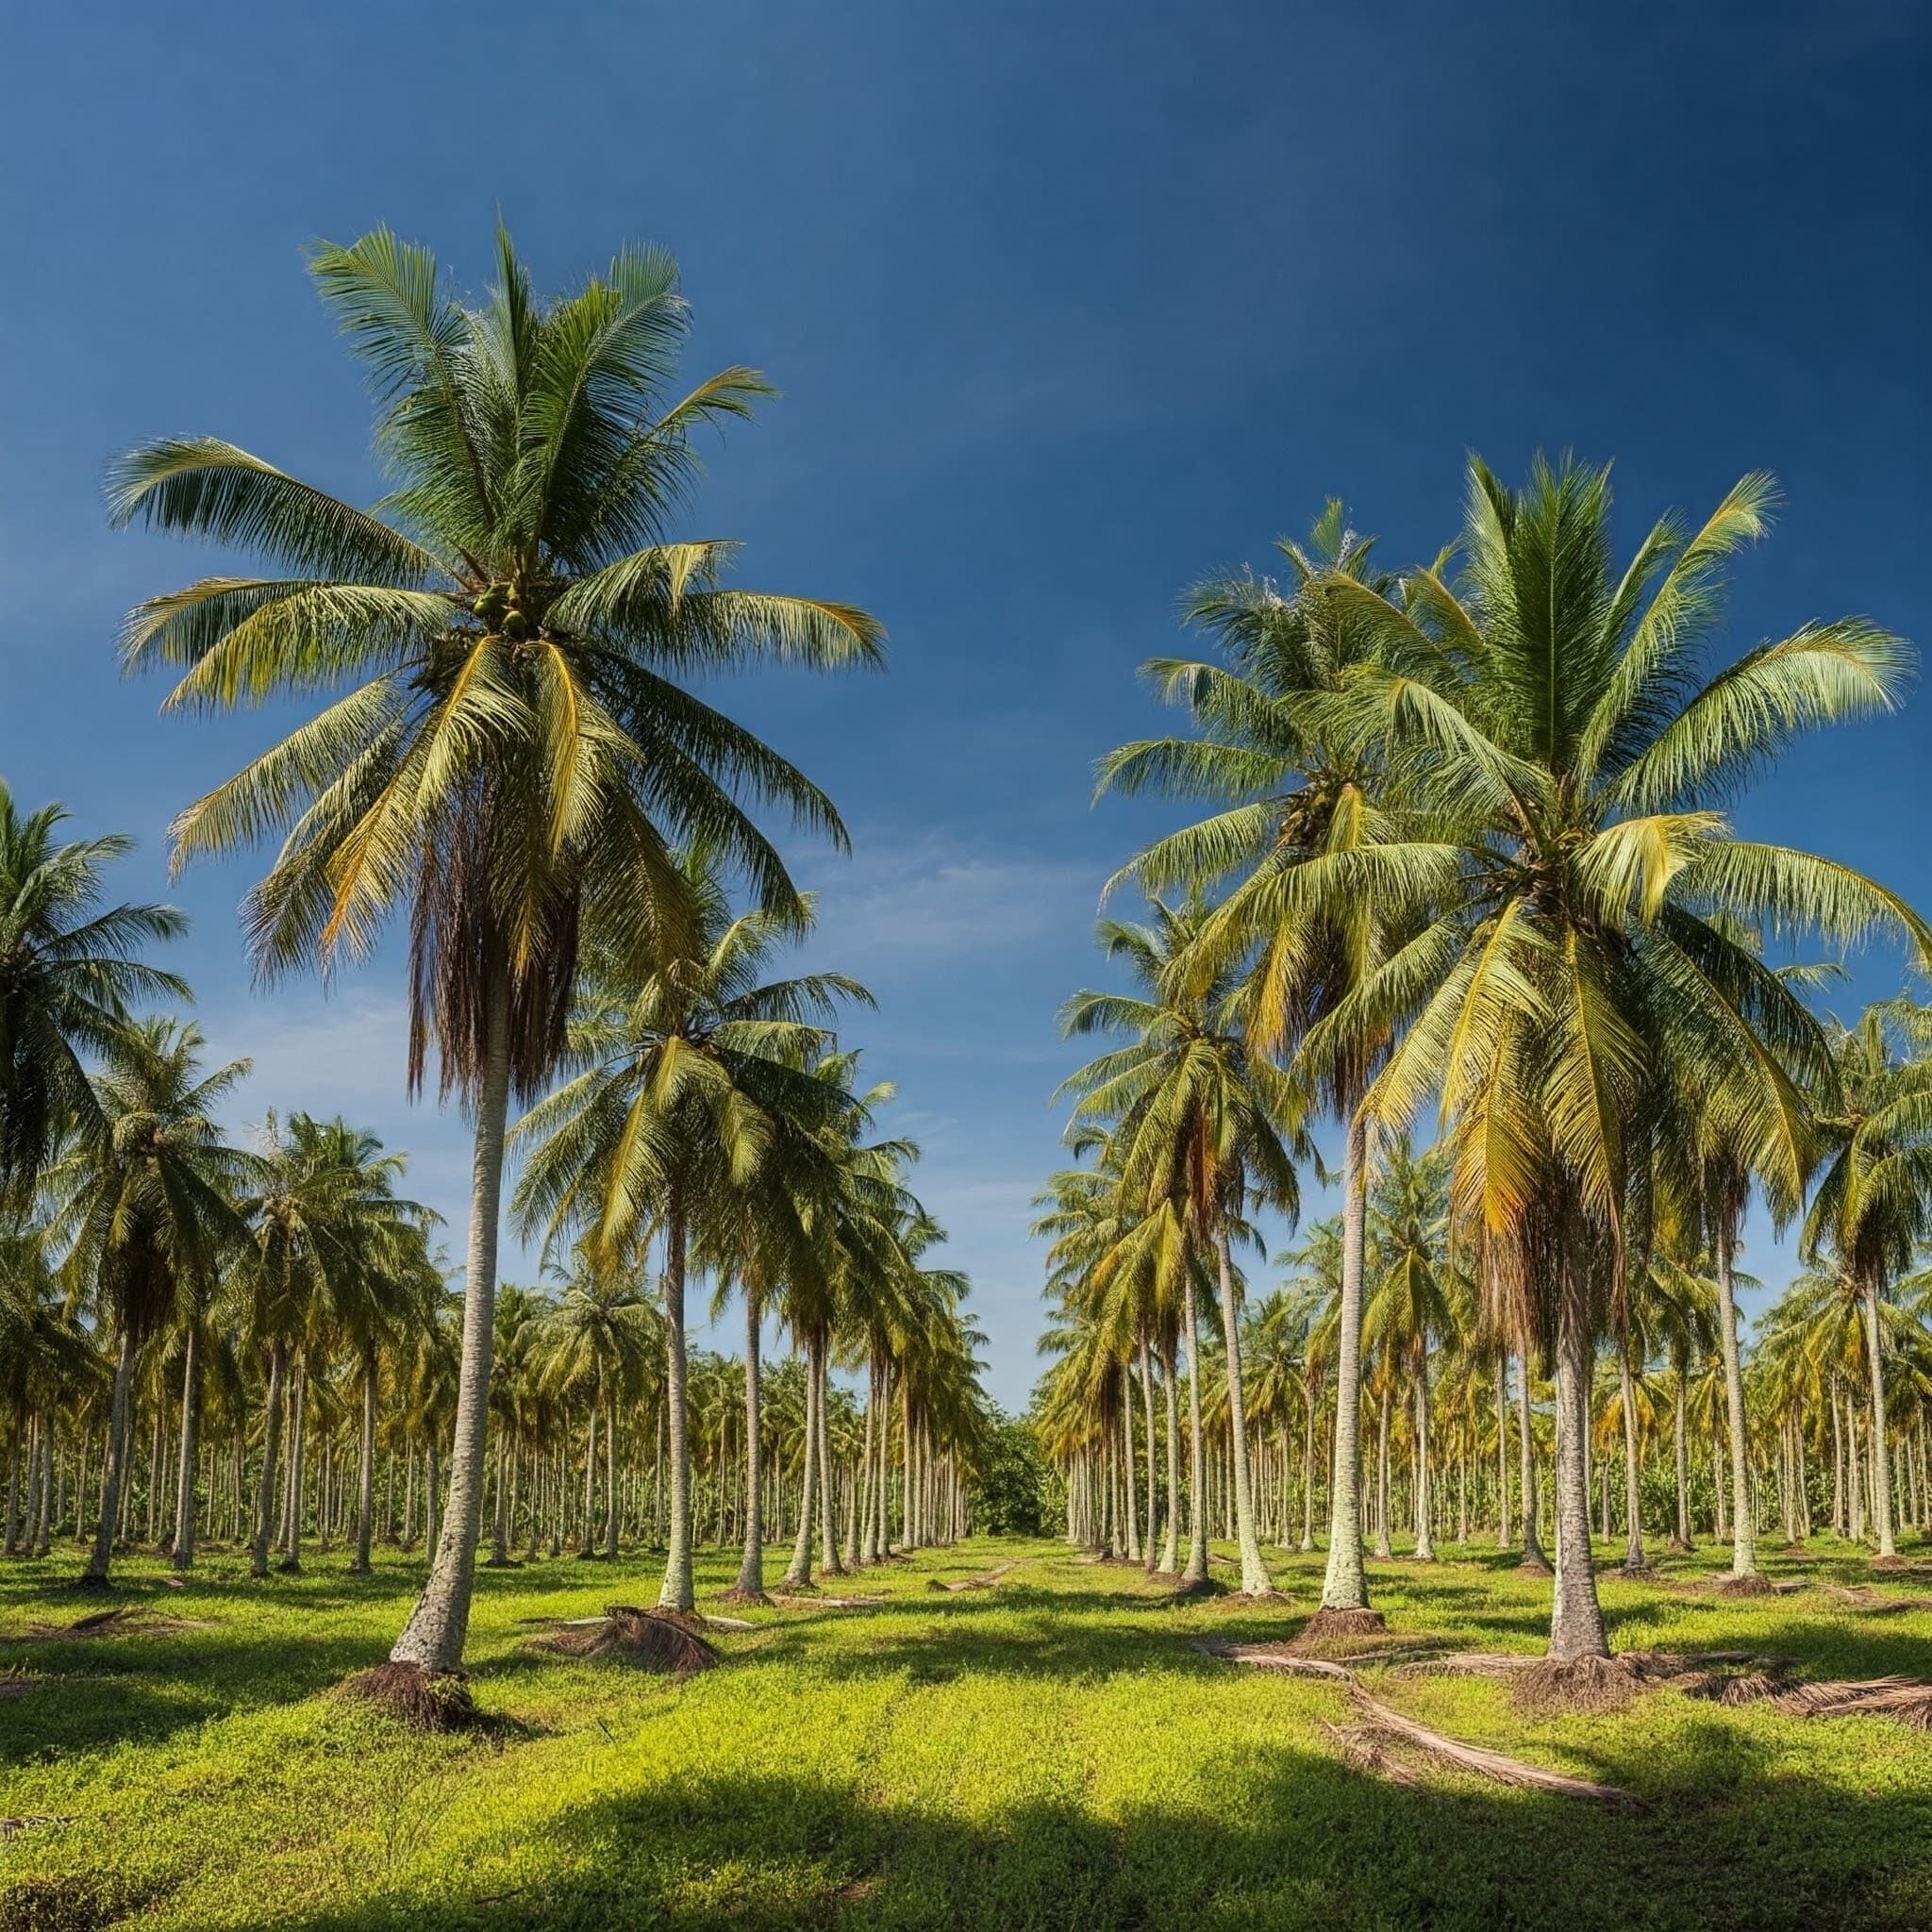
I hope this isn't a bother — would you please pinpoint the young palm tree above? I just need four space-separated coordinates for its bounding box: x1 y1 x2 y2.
511 848 871 1609
49 1019 251 1588
112 229 881 1681
1058 896 1305 1595
0 784 187 1211
1309 457 1926 1661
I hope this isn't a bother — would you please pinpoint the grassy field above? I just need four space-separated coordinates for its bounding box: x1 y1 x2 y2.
3 1534 1930 1931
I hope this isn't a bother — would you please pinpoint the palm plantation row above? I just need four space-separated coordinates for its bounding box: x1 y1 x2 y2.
0 229 991 1713
1036 473 1932 1675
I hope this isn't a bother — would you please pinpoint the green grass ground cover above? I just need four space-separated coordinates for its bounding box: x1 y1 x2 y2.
3 1536 1930 1931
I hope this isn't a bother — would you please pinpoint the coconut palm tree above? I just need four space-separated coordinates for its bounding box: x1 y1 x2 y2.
112 228 881 1680
0 784 188 1212
1304 457 1926 1660
1058 895 1305 1595
48 1019 251 1587
1095 503 1409 1620
512 846 871 1608
1803 1000 1932 1559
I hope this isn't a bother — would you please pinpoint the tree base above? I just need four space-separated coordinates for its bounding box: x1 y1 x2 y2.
1715 1573 1776 1598
341 1661 480 1732
71 1574 114 1595
275 1559 302 1575
1619 1561 1659 1579
1511 1652 1633 1714
717 1585 773 1607
1515 1554 1554 1576
1295 1607 1387 1646
530 1607 718 1675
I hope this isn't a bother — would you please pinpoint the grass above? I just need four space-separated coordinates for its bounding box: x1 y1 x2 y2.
3 1533 1931 1930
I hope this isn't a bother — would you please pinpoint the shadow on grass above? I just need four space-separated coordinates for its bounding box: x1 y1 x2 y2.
281 1753 1931 1932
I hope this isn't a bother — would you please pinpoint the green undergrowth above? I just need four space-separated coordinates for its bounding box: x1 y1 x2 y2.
2 1535 1929 1930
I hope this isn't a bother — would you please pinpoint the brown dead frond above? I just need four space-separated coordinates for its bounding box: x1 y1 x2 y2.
1824 1584 1932 1614
930 1562 1017 1593
1321 1721 1424 1788
1771 1676 1932 1729
17 1606 209 1641
530 1606 718 1674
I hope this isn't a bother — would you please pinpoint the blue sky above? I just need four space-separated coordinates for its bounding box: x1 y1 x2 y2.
2 2 1926 1407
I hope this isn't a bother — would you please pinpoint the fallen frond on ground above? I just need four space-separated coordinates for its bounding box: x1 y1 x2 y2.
773 1592 884 1609
930 1562 1018 1592
1824 1584 1932 1613
16 1606 210 1641
529 1607 719 1674
1194 1640 1638 1803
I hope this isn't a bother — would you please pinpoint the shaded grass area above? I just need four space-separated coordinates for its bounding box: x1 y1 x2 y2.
2 1536 1931 1929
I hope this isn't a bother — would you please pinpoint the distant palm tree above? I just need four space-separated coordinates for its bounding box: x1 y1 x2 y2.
112 228 881 1679
49 1019 251 1587
0 782 187 1211
512 847 870 1608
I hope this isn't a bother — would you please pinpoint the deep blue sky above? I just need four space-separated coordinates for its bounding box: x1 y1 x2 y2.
2 3 1927 1406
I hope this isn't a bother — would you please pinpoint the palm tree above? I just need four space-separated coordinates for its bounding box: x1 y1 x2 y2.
1310 457 1926 1660
512 847 871 1609
1096 504 1414 1620
1803 1000 1932 1560
1058 895 1305 1595
112 228 881 1680
49 1019 250 1587
0 784 188 1211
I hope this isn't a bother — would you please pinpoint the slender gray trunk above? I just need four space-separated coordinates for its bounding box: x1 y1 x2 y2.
353 1341 377 1574
1160 1340 1181 1573
82 1327 136 1583
1548 1265 1608 1661
604 1387 620 1560
655 1182 696 1609
1864 1274 1897 1558
251 1339 286 1578
172 1323 200 1571
816 1340 842 1574
1495 1357 1511 1546
1412 1344 1434 1560
1619 1347 1645 1570
1299 1380 1317 1552
1673 1357 1691 1548
1180 1282 1208 1585
389 958 510 1671
1519 1353 1546 1566
1322 1107 1371 1608
1214 1232 1271 1593
734 1291 766 1593
1140 1338 1158 1569
1713 1203 1757 1576
783 1331 820 1588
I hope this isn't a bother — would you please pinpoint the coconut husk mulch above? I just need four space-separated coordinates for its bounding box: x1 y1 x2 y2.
1291 1606 1389 1648
528 1606 719 1675
340 1662 481 1732
1192 1640 1639 1806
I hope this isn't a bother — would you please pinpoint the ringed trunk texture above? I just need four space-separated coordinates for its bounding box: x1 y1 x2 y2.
1864 1274 1897 1559
656 1188 696 1610
171 1323 200 1572
1181 1283 1208 1587
1548 1267 1608 1662
1321 1108 1371 1609
82 1326 136 1584
389 963 510 1671
1714 1209 1757 1577
733 1292 766 1595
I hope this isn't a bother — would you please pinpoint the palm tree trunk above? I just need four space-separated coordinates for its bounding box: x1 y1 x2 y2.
1673 1357 1692 1549
1519 1353 1547 1568
733 1291 767 1596
1213 1231 1271 1594
1548 1260 1608 1661
1159 1341 1182 1573
816 1339 842 1575
783 1331 820 1589
604 1388 620 1560
390 958 510 1672
1321 1106 1371 1609
353 1341 378 1574
656 1179 696 1611
1117 1362 1141 1564
1299 1382 1317 1553
1495 1357 1511 1547
1374 1383 1393 1559
171 1323 201 1572
81 1326 136 1586
1713 1204 1757 1575
1180 1282 1208 1584
1619 1348 1646 1571
1864 1274 1897 1558
1412 1346 1435 1561
1139 1338 1158 1569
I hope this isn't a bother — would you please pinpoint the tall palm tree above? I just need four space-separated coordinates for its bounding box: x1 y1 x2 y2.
1096 504 1413 1619
112 228 881 1679
1058 895 1305 1595
49 1019 251 1587
1309 457 1926 1660
512 847 871 1609
1803 1000 1932 1560
0 784 188 1210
